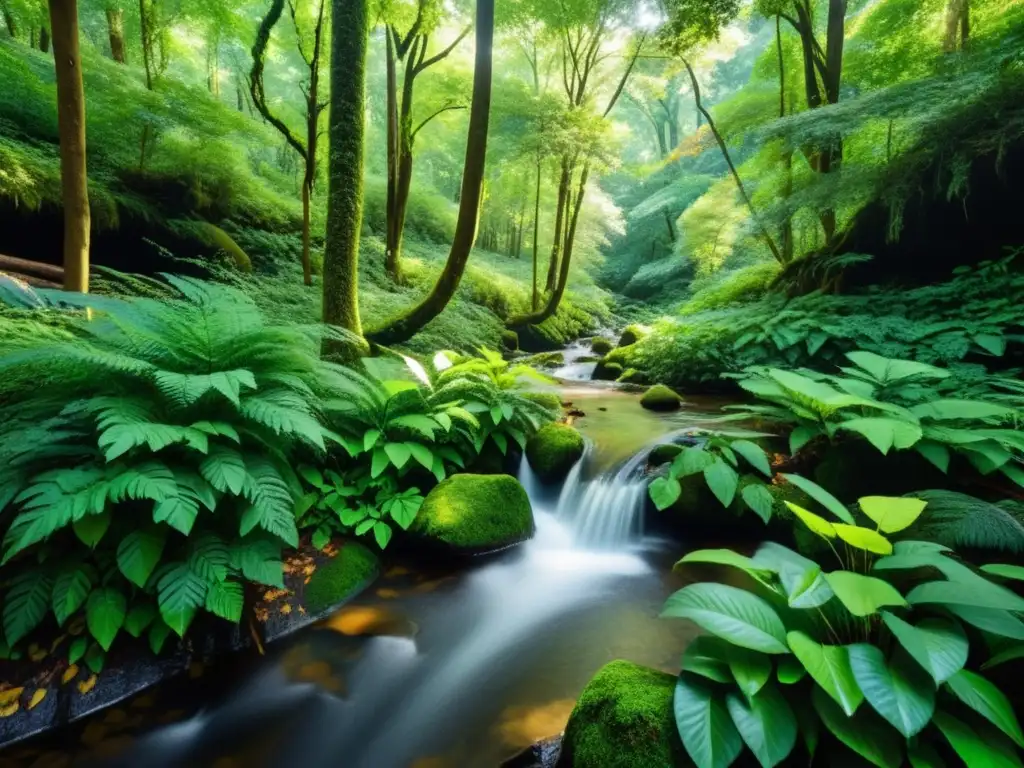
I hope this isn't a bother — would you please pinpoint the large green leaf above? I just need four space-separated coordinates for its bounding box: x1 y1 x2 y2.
780 474 853 523
73 511 111 547
881 613 967 684
848 644 935 737
730 440 772 477
676 549 774 584
704 459 739 507
681 637 734 684
786 632 863 716
157 563 207 637
837 418 923 454
845 351 949 384
910 400 1014 421
52 564 95 626
813 686 903 768
982 564 1024 581
671 447 716 477
741 484 774 524
649 477 681 510
204 580 243 623
945 670 1024 747
833 524 893 555
673 674 744 768
947 605 1024 639
858 496 928 534
934 712 1024 768
726 685 797 768
199 445 247 496
906 580 1024 612
662 584 789 654
384 442 412 469
117 527 167 588
824 572 905 616
724 646 772 698
86 588 126 651
3 570 54 644
752 542 833 609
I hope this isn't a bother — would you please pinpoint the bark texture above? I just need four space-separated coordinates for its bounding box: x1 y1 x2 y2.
106 6 126 63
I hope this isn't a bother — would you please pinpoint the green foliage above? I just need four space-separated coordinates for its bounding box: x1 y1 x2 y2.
0 276 357 660
664 495 1024 767
303 542 379 615
526 423 586 483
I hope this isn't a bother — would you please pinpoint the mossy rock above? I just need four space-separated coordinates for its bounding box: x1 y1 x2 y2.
522 351 565 368
592 360 622 381
522 391 564 415
617 368 648 385
304 542 380 615
526 423 585 483
501 330 520 352
409 473 534 554
648 443 683 468
557 660 690 768
648 474 770 543
640 384 683 411
590 337 613 355
617 325 646 348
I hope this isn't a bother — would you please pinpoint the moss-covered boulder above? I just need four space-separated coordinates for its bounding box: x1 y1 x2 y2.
501 330 520 352
526 423 586 482
647 443 683 468
591 360 622 381
640 384 683 411
557 661 689 768
410 473 534 553
304 542 380 615
522 351 565 368
522 391 564 415
617 368 648 385
617 325 646 348
590 337 613 355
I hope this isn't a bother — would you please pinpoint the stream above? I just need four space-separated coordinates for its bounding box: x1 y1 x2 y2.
11 377 731 768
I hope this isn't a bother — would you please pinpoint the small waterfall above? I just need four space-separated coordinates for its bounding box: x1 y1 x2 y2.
552 444 650 549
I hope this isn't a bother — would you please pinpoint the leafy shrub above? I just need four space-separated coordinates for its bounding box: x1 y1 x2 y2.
0 277 355 666
664 494 1024 767
361 175 458 244
679 262 780 316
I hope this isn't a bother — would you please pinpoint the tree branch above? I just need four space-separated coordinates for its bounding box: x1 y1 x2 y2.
602 34 646 118
412 104 466 138
395 0 424 58
250 0 307 161
415 24 471 74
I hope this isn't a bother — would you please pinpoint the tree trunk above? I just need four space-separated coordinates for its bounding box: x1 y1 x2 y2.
365 0 494 347
545 160 569 291
139 0 153 89
236 77 244 111
1 1 16 37
39 25 50 52
106 7 126 63
777 16 794 263
384 30 401 281
944 0 969 52
48 0 90 293
322 0 367 336
531 155 541 310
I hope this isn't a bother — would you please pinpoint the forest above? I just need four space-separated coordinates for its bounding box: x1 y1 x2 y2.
0 0 1023 765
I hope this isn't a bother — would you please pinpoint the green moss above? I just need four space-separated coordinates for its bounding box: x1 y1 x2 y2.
648 444 683 467
617 325 647 348
168 219 253 272
640 384 683 411
526 423 586 483
522 391 563 414
617 367 648 385
591 337 613 355
592 360 623 381
501 330 520 351
521 351 565 367
557 660 689 768
304 541 379 615
410 473 534 552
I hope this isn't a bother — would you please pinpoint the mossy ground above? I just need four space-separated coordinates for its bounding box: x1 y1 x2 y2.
526 423 586 483
304 541 380 615
558 660 689 768
410 473 534 552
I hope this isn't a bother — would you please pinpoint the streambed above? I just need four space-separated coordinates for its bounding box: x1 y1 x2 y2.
5 379 727 768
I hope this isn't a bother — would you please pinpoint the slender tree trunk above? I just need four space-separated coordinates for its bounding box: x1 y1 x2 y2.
1 1 16 37
139 0 153 89
384 30 401 281
777 16 794 263
48 0 90 293
944 0 969 51
106 7 126 63
30 27 36 47
545 160 569 291
236 77 244 111
531 154 541 310
39 25 50 52
322 0 367 335
366 0 494 347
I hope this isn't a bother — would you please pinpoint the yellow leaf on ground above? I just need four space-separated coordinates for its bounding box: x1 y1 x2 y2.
279 604 292 615
0 701 18 717
28 643 47 662
376 588 401 599
0 687 24 707
77 675 97 695
49 634 67 654
27 689 47 710
62 665 79 685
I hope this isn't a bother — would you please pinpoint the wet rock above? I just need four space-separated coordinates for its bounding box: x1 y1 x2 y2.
616 325 646 348
526 423 586 483
590 337 613 356
503 734 563 768
591 360 622 381
639 384 683 411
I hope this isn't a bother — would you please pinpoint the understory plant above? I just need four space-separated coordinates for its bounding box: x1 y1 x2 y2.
0 277 357 667
664 494 1024 768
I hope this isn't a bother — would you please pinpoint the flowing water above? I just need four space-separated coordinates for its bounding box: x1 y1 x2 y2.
14 383 723 768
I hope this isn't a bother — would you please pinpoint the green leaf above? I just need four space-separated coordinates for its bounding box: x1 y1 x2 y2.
384 442 412 469
780 474 853 523
117 527 167 588
373 521 393 549
813 686 903 768
298 466 325 489
371 447 389 478
52 565 95 626
671 447 716 477
947 605 1024 639
681 637 734 684
726 685 797 768
946 670 1024 747
673 674 744 768
149 619 172 655
157 564 206 637
4 570 54 645
205 580 243 623
407 442 435 471
752 542 833 609
68 635 87 664
906 580 1024 612
786 632 862 716
649 477 681 510
73 511 111 547
662 584 789 654
911 399 1013 421
676 549 774 583
741 484 774 524
845 351 950 384
199 446 247 496
730 440 772 477
848 644 935 737
724 646 772 698
789 425 819 455
86 588 126 651
907 740 946 768
152 494 200 535
704 459 739 507
881 613 967 685
232 539 284 588
824 572 905 617
85 642 105 675
124 603 158 638
915 441 951 473
837 418 923 455
785 502 837 539
982 564 1024 581
833 524 893 555
934 711 1024 768
777 656 806 684
858 496 928 534
973 334 1007 356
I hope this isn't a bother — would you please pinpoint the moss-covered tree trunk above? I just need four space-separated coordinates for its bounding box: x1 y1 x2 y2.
139 0 153 89
48 0 90 293
322 0 367 335
531 154 541 310
365 0 494 347
944 0 970 52
1 1 16 37
106 6 126 63
544 159 569 291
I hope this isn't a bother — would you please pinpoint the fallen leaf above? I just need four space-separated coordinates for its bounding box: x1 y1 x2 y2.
27 689 47 710
28 643 47 662
62 665 79 685
49 634 67 654
298 606 307 615
77 675 97 695
0 687 24 707
279 604 292 615
376 588 400 599
0 701 18 717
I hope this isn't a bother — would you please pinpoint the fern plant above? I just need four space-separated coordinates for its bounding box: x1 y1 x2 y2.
0 276 356 666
